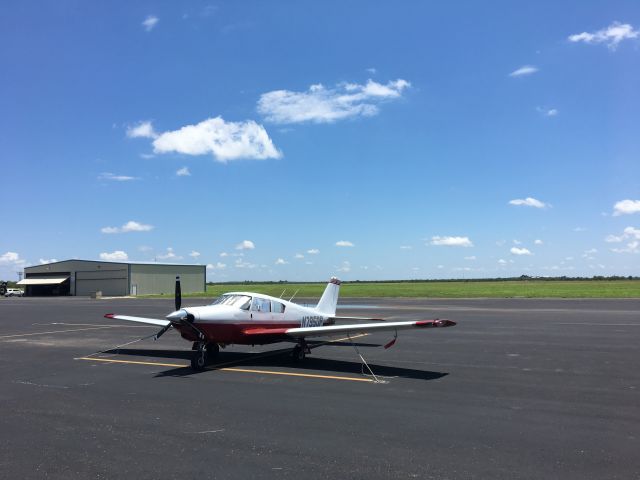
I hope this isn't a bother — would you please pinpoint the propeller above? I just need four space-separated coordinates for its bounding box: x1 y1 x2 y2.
153 275 182 341
175 275 181 311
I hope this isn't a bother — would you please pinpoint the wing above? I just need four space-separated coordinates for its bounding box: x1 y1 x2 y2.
329 316 385 322
284 319 456 338
104 313 170 327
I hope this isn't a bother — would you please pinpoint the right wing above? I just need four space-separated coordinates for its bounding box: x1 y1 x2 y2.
104 313 170 327
284 319 456 338
329 316 385 322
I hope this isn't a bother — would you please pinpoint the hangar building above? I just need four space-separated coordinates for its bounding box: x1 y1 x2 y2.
19 260 205 297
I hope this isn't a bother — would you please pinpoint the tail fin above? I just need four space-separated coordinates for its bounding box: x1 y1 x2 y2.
315 277 341 315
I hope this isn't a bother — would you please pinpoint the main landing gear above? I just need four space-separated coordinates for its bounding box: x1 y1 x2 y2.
291 341 310 362
190 342 220 371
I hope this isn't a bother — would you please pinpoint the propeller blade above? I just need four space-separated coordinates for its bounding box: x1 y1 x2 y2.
175 275 182 311
153 323 172 341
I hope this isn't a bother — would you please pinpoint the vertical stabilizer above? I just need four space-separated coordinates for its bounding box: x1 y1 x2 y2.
315 277 341 315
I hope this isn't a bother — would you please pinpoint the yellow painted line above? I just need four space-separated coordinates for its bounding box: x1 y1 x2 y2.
76 357 185 368
76 356 373 383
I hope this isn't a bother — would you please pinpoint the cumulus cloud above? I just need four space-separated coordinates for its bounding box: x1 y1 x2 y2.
509 197 548 208
511 247 532 256
607 226 640 253
613 199 640 216
335 240 354 247
157 247 182 260
569 22 639 50
127 121 157 139
275 258 288 265
430 236 473 247
294 253 304 259
235 240 255 250
152 117 281 162
536 107 558 117
509 65 538 77
189 251 200 258
98 172 137 181
142 15 159 32
101 221 154 234
207 262 226 270
534 239 543 245
99 251 128 261
0 251 25 265
176 166 191 177
306 249 320 255
257 78 410 124
498 259 508 265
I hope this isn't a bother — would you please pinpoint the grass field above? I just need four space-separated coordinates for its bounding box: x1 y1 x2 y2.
166 280 640 299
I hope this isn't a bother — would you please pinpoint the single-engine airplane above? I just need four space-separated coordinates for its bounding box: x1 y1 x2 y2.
105 277 456 370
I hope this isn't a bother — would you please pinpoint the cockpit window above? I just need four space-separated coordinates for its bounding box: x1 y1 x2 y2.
211 294 252 310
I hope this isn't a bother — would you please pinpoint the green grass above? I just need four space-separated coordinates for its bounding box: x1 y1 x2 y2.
161 280 640 299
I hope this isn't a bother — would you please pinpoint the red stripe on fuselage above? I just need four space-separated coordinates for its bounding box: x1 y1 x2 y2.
175 322 300 345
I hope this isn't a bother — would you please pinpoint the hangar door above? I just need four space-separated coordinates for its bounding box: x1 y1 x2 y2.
75 268 128 296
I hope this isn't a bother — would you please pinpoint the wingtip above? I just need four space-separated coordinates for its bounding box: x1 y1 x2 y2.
104 313 114 319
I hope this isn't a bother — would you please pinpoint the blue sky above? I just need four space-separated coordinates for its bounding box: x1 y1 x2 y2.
1 1 639 281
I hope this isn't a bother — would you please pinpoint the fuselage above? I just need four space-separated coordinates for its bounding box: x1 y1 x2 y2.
168 292 333 345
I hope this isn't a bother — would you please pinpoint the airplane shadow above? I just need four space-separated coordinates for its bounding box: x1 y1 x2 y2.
104 346 448 382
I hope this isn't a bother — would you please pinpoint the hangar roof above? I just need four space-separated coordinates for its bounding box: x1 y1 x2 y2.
25 259 204 269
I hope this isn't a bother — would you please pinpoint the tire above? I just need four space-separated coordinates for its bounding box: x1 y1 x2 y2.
191 350 207 370
291 345 305 362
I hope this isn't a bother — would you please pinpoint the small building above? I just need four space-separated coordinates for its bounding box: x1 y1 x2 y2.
20 259 205 297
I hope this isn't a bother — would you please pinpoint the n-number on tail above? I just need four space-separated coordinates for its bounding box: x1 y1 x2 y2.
316 277 341 315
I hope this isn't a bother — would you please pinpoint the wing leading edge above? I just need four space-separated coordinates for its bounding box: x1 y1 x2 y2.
104 313 170 327
283 319 456 338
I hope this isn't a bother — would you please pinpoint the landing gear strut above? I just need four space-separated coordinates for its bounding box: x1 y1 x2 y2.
190 342 220 370
291 341 310 362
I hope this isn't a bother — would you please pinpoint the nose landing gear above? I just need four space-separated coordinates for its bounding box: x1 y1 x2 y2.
190 342 220 370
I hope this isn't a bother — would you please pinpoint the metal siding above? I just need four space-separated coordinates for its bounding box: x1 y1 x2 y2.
129 264 205 295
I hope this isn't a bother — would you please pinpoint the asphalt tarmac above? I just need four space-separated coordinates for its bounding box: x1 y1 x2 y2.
0 296 638 479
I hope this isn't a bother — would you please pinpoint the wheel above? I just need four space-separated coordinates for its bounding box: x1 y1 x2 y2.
190 349 207 370
291 345 305 362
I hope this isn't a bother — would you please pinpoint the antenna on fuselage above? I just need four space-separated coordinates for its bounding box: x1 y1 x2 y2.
288 289 300 302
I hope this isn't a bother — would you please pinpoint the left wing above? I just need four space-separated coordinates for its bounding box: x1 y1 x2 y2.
284 319 455 338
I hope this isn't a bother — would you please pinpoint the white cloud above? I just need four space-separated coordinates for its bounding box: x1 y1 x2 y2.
608 226 640 253
534 239 543 245
235 258 257 269
152 117 281 162
206 262 226 270
613 199 640 216
306 248 320 255
510 247 532 256
569 22 639 50
257 78 410 124
39 258 58 264
464 256 476 260
0 251 25 265
536 106 558 117
430 236 473 247
176 166 191 177
294 253 304 259
99 250 128 261
335 240 354 247
513 239 522 245
219 252 228 257
127 121 157 139
235 240 255 250
336 261 351 272
509 197 548 208
157 247 182 260
509 65 538 77
189 251 200 258
275 258 288 265
498 259 508 265
98 172 137 181
142 15 159 32
101 221 154 234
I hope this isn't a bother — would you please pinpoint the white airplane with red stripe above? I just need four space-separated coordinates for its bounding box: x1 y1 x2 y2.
105 277 456 370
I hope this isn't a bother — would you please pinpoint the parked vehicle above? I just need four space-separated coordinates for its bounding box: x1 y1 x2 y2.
4 288 24 297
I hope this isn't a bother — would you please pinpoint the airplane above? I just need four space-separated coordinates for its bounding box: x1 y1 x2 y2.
105 277 456 370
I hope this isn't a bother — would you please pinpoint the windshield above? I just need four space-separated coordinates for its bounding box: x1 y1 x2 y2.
210 294 252 310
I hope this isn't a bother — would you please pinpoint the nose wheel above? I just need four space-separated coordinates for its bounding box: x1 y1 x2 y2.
190 342 220 370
